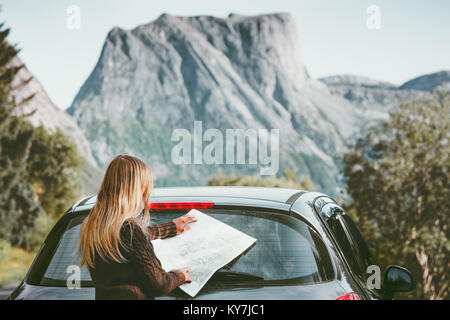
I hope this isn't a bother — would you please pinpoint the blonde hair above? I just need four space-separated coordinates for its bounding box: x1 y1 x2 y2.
78 155 153 268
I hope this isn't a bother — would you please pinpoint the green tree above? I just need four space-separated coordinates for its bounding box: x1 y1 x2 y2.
300 176 314 191
343 93 449 300
0 19 84 249
209 170 314 190
0 22 42 248
26 125 83 218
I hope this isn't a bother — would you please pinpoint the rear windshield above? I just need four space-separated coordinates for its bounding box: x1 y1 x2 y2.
39 208 334 287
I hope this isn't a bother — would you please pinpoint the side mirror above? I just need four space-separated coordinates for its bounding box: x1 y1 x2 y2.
383 265 415 298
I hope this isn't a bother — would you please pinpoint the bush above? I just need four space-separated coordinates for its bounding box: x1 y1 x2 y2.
0 239 11 264
24 213 56 251
209 170 314 190
343 92 449 300
0 246 35 287
0 19 83 249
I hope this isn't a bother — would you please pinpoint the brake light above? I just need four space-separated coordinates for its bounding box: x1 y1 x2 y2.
336 293 360 300
148 202 215 210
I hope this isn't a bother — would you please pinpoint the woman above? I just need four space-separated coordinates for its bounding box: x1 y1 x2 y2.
78 155 196 299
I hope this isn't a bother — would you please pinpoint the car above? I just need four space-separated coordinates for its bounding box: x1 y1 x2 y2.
7 186 415 300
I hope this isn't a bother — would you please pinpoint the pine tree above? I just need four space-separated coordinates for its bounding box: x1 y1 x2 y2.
0 22 42 247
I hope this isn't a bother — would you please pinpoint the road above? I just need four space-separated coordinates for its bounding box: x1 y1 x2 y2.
0 284 18 300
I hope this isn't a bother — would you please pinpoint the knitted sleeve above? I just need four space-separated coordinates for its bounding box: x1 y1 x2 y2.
121 221 186 297
147 221 178 240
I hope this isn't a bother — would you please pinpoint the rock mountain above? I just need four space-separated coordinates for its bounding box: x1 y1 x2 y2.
9 12 441 198
66 13 448 197
10 57 103 195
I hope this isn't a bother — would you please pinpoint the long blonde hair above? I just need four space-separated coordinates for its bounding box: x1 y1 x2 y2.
78 155 153 268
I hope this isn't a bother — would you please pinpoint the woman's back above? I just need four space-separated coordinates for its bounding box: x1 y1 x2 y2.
88 220 185 300
79 155 192 300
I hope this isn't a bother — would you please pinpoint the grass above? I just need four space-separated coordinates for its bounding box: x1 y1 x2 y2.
0 247 36 287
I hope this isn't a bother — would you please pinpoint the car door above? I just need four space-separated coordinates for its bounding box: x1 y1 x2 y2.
314 199 382 299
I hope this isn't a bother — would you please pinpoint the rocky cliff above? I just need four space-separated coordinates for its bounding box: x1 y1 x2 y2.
10 57 103 195
66 13 449 197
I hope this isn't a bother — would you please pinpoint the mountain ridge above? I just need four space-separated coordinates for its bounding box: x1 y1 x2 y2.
10 56 103 195
18 12 444 198
67 13 449 197
67 13 358 196
400 70 450 92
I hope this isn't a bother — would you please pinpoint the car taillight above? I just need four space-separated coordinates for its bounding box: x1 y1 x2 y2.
336 293 360 300
148 202 215 210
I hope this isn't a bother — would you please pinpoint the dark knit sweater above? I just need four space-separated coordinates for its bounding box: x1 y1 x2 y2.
88 220 186 300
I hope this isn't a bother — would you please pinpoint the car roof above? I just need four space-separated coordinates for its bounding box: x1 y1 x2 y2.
72 186 308 212
152 186 303 202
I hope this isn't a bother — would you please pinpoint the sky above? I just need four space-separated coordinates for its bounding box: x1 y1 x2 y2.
2 0 450 109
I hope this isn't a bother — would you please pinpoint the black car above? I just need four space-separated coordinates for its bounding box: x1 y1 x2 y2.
8 187 414 300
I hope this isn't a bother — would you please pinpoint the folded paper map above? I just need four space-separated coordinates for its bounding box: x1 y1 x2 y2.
152 209 257 297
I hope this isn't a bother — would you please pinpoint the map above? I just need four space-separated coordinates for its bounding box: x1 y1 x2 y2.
152 209 257 297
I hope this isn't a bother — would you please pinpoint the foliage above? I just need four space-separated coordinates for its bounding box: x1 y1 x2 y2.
0 246 35 287
209 169 314 190
0 22 42 248
343 93 449 300
0 20 83 250
0 239 11 264
26 125 83 218
23 213 56 252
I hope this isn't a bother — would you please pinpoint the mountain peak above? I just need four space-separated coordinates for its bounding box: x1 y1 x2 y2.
319 74 397 89
71 12 310 121
67 13 387 197
400 70 450 91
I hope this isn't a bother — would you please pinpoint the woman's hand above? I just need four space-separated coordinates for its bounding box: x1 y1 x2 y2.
178 267 192 283
172 214 197 235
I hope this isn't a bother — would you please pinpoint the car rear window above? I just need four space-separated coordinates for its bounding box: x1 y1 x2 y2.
39 208 334 287
40 215 91 286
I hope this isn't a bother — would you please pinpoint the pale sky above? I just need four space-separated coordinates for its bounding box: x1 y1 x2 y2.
2 0 450 109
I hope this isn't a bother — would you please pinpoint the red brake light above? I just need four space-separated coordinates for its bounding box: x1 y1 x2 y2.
336 293 360 300
148 202 215 210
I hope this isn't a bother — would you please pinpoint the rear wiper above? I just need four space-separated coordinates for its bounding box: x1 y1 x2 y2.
210 268 264 282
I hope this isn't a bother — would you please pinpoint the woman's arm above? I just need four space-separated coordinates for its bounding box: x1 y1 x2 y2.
147 214 197 240
125 222 186 297
147 222 177 240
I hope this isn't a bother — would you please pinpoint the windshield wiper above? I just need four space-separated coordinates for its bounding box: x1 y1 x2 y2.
210 268 264 282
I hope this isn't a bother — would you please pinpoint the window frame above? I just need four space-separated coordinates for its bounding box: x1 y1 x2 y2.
27 206 336 288
313 197 372 284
